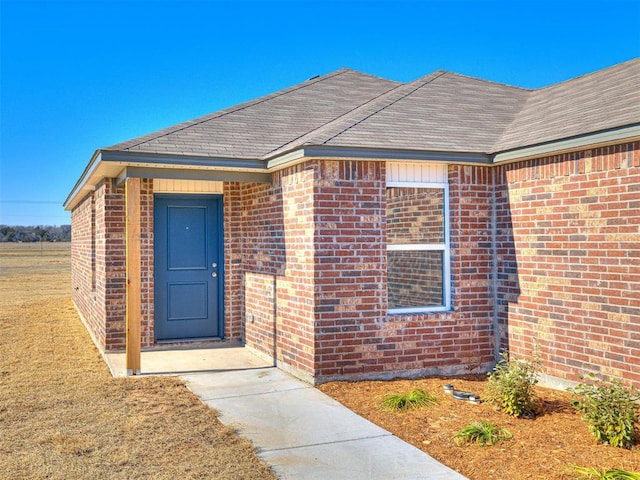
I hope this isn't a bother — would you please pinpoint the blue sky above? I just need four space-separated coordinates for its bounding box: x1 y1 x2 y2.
1 0 638 226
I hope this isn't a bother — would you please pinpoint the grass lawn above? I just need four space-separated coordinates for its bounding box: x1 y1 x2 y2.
0 242 276 480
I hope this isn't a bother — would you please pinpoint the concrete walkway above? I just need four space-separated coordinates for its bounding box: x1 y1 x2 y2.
182 367 468 480
104 346 467 479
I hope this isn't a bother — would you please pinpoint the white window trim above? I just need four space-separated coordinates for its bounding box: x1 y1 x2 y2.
387 244 445 251
387 181 451 314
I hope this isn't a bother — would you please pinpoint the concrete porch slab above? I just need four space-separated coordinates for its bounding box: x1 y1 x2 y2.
104 345 272 377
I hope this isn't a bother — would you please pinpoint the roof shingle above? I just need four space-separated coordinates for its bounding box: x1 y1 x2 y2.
104 58 640 160
107 68 400 159
493 59 640 152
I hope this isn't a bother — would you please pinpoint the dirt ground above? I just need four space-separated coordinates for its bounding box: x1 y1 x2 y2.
319 376 639 480
0 243 275 480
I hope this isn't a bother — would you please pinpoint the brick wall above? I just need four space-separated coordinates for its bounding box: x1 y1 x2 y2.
71 178 155 352
313 161 495 383
71 192 103 348
496 141 640 387
276 166 316 377
139 179 154 347
94 179 126 351
223 182 244 341
69 142 638 387
237 159 496 383
244 272 276 359
72 161 494 380
240 165 316 381
313 160 387 380
240 179 283 358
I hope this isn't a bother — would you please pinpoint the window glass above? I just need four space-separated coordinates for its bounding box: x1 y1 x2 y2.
387 250 444 308
386 187 444 244
386 184 449 312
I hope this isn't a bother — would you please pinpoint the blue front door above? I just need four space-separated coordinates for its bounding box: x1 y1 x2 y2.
154 195 223 341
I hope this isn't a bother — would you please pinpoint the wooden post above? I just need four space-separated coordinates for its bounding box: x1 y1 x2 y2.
125 177 142 375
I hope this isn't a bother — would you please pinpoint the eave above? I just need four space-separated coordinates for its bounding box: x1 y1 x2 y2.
64 124 640 211
492 124 640 164
63 150 271 211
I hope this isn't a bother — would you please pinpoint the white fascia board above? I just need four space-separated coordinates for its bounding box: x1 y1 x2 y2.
64 150 270 211
100 150 267 171
266 145 492 169
493 125 640 164
116 166 271 186
63 151 103 210
265 149 307 170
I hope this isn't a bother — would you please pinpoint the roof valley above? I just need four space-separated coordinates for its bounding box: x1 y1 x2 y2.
491 58 640 153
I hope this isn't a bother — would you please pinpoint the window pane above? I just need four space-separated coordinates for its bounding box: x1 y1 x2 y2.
386 187 444 244
387 250 443 308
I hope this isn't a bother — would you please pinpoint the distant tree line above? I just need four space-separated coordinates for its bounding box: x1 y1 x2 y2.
0 225 71 242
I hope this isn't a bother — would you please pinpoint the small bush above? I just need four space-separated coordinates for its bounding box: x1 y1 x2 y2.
453 421 512 446
571 465 640 480
380 389 437 411
486 351 542 417
571 375 639 449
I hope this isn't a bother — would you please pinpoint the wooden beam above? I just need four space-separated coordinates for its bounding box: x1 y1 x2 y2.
125 177 142 375
115 166 271 187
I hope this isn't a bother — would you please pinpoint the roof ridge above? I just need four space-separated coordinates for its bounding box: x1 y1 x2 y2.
106 68 359 151
262 71 446 158
533 57 640 91
435 70 533 92
260 75 407 158
318 71 448 145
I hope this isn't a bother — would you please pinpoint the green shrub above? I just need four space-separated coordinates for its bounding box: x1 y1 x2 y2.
485 351 542 417
570 375 639 449
379 389 437 411
453 421 512 446
571 465 640 480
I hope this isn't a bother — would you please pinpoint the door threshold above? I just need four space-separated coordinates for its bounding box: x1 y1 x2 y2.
157 337 222 344
150 338 239 351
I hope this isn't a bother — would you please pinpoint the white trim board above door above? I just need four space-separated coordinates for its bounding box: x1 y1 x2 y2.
153 179 224 194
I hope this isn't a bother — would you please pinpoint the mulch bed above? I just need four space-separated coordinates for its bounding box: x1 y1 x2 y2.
319 375 639 480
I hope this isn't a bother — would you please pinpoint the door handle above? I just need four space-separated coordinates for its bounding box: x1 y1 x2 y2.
212 272 218 278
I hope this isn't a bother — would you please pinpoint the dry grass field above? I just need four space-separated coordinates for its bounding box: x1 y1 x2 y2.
0 243 275 480
4 242 637 479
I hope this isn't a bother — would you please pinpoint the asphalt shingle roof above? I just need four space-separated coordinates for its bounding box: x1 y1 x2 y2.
107 69 400 159
105 58 640 160
308 71 530 154
494 59 640 152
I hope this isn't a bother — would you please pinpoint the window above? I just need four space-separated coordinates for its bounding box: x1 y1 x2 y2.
386 183 450 313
